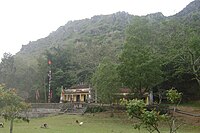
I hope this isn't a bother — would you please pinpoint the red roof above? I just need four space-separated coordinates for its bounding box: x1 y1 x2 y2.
70 84 89 89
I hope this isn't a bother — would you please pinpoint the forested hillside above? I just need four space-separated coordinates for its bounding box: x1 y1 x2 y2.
14 11 134 101
16 12 133 64
0 0 200 102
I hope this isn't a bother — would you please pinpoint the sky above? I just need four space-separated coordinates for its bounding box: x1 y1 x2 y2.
0 0 194 59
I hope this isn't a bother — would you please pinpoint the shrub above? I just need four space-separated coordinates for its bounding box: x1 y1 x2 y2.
86 106 106 113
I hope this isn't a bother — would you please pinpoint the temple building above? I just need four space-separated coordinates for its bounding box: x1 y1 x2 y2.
60 85 93 103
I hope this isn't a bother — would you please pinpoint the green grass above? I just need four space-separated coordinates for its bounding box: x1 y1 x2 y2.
0 113 200 133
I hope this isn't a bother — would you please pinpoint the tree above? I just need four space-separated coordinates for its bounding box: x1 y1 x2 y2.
162 22 200 90
0 84 30 133
36 56 48 102
22 66 38 101
121 99 166 133
92 58 121 104
44 47 77 102
0 53 39 101
176 33 200 88
166 88 183 133
0 53 16 88
121 88 183 133
188 34 200 87
118 17 164 97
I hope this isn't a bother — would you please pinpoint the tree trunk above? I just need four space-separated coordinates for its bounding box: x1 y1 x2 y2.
10 118 14 133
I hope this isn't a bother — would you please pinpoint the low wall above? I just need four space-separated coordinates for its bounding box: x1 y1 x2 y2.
28 103 88 118
28 103 124 118
30 102 88 109
31 103 64 109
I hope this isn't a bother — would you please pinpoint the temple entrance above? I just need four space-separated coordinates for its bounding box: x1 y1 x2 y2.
84 95 86 102
76 95 80 102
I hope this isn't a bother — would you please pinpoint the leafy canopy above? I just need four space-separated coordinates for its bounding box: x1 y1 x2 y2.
92 58 121 103
118 17 164 96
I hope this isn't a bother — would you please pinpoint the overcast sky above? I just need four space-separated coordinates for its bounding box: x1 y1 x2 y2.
0 0 194 59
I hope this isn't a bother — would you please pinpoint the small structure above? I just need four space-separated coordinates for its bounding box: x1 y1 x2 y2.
113 88 134 104
114 88 153 105
60 85 93 103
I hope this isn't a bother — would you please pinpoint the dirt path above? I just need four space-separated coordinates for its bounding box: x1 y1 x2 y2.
175 106 200 126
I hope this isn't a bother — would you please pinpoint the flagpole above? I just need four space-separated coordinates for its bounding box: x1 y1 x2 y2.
48 60 52 103
48 70 51 103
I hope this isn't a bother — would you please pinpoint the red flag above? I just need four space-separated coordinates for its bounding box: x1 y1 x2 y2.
50 89 53 99
48 60 52 65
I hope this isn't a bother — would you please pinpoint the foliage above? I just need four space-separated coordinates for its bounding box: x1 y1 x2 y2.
155 9 200 90
181 33 200 87
1 12 131 102
35 56 49 102
92 58 121 103
85 106 106 113
121 99 167 133
118 17 164 97
0 53 16 88
121 88 183 133
166 87 182 104
0 84 30 133
166 88 183 133
44 47 77 102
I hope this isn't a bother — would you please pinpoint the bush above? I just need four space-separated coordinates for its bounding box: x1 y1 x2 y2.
86 106 106 113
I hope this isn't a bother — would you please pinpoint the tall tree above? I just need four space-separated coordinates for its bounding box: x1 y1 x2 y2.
161 20 200 89
0 53 16 88
118 17 164 97
92 58 121 104
187 34 200 87
36 56 48 102
170 33 200 88
44 47 77 102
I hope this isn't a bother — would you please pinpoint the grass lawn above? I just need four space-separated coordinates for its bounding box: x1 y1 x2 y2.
0 112 200 133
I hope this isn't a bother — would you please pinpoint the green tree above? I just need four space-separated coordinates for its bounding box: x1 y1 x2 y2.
119 17 163 97
162 22 200 89
36 56 49 102
175 33 200 88
44 47 77 102
121 99 166 133
92 58 121 104
188 34 200 86
121 88 182 133
166 88 183 133
0 84 30 133
0 53 16 88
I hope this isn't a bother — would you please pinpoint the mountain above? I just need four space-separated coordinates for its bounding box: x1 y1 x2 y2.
16 1 200 65
171 0 200 31
2 0 199 101
174 0 200 18
15 11 134 66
